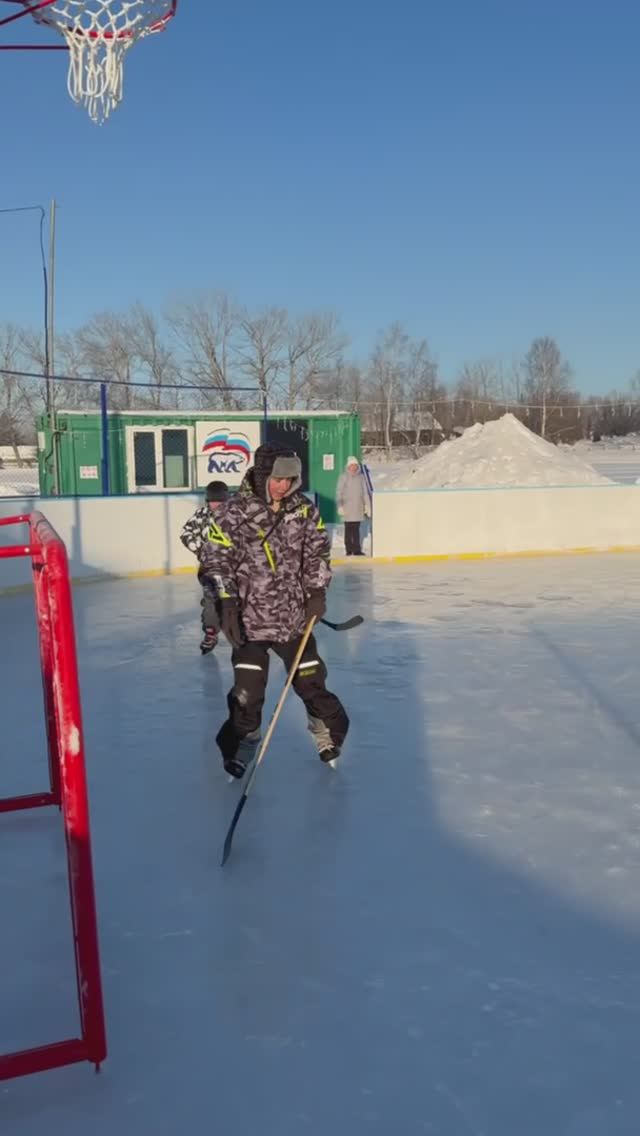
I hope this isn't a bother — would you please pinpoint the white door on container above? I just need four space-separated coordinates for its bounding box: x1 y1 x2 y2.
125 426 193 492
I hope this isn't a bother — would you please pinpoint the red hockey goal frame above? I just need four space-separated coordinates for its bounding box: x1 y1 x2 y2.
0 512 107 1081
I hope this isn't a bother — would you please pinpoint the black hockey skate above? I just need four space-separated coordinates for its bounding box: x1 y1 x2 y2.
319 745 340 768
224 755 248 780
224 729 261 782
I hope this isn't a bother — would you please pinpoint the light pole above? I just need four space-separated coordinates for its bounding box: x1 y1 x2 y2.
0 198 57 490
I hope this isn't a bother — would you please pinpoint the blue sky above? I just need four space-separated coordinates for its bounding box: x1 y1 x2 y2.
1 0 639 394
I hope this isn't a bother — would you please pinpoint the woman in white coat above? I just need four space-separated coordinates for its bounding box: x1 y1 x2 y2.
336 456 369 555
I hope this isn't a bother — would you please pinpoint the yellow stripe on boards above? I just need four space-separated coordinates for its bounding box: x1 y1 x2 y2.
330 544 640 565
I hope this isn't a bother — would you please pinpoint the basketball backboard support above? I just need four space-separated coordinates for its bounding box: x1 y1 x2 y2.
0 1 177 124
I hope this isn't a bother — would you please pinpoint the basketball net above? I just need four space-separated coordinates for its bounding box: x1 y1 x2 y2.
30 1 175 124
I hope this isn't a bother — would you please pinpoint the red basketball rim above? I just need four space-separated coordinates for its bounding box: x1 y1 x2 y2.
3 0 177 42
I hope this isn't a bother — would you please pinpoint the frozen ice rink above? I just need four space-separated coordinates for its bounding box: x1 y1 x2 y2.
3 555 640 1134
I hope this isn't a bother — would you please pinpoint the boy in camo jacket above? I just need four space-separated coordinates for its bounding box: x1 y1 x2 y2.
199 444 349 778
180 480 229 654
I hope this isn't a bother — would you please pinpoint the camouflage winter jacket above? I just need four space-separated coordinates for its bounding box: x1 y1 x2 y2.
199 473 331 642
180 504 213 560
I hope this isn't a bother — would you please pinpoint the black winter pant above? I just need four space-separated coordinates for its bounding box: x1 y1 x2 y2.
216 633 349 763
198 568 222 632
344 520 362 555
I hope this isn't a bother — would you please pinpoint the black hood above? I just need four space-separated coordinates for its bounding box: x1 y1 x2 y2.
248 444 302 503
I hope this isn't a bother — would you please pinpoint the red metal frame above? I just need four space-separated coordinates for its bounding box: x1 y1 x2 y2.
0 512 107 1081
0 0 177 48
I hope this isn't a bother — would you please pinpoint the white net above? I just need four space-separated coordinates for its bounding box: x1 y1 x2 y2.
30 0 174 124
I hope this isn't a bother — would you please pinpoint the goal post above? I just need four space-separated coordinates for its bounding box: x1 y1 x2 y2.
0 511 107 1081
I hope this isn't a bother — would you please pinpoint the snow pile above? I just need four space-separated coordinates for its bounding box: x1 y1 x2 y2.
383 414 613 490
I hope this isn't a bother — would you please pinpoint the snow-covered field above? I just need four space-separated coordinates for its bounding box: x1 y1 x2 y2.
3 557 640 1133
0 472 39 498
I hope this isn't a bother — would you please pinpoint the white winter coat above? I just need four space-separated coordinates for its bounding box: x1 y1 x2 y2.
336 466 369 522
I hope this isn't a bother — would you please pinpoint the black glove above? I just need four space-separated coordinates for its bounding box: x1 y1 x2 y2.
305 589 326 622
220 598 244 648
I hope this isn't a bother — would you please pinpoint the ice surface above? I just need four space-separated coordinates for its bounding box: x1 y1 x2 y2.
3 557 640 1133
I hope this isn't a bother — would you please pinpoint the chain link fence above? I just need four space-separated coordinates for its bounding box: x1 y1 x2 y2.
0 370 267 498
3 365 634 497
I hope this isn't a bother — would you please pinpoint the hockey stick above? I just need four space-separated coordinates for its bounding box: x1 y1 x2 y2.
221 616 317 866
319 614 364 631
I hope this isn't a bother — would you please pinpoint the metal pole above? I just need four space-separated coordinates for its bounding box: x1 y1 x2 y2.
0 203 58 493
48 200 56 390
49 199 60 495
262 393 268 444
100 383 110 495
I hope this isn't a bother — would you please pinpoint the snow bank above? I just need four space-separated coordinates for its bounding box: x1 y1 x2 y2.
382 414 612 490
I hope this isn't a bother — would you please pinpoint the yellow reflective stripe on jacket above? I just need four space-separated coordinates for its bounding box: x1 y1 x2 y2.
263 541 276 572
257 527 277 573
207 521 232 548
316 516 325 531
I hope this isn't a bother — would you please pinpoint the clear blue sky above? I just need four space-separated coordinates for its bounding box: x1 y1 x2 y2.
1 0 639 394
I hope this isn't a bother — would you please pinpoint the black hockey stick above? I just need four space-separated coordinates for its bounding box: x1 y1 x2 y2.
319 615 364 631
221 617 317 866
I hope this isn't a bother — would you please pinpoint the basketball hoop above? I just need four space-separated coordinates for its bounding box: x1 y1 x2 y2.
0 1 177 124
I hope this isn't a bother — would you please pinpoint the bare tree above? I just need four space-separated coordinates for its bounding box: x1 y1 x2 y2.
237 307 288 404
167 292 239 409
286 312 347 408
16 327 51 421
523 336 572 439
127 304 180 409
404 340 444 452
0 325 31 446
367 323 413 454
452 360 504 429
76 312 137 410
54 331 101 410
9 325 99 417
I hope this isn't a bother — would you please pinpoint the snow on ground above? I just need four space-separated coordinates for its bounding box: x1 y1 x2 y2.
3 557 640 1133
369 414 612 490
0 473 39 497
567 437 640 485
572 432 640 451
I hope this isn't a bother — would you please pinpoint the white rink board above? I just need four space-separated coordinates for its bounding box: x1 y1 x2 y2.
372 483 640 558
0 495 204 590
2 484 640 593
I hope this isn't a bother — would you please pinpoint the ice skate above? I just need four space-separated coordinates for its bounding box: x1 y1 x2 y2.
307 714 340 767
224 729 261 782
319 745 340 769
224 755 248 782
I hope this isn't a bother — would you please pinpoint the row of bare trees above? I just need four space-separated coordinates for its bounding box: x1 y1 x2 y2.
1 292 639 450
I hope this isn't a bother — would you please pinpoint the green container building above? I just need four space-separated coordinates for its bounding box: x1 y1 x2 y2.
36 410 361 523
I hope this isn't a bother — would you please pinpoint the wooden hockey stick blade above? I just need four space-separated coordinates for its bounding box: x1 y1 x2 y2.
319 615 364 631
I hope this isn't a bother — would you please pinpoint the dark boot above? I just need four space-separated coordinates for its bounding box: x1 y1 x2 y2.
319 745 340 767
